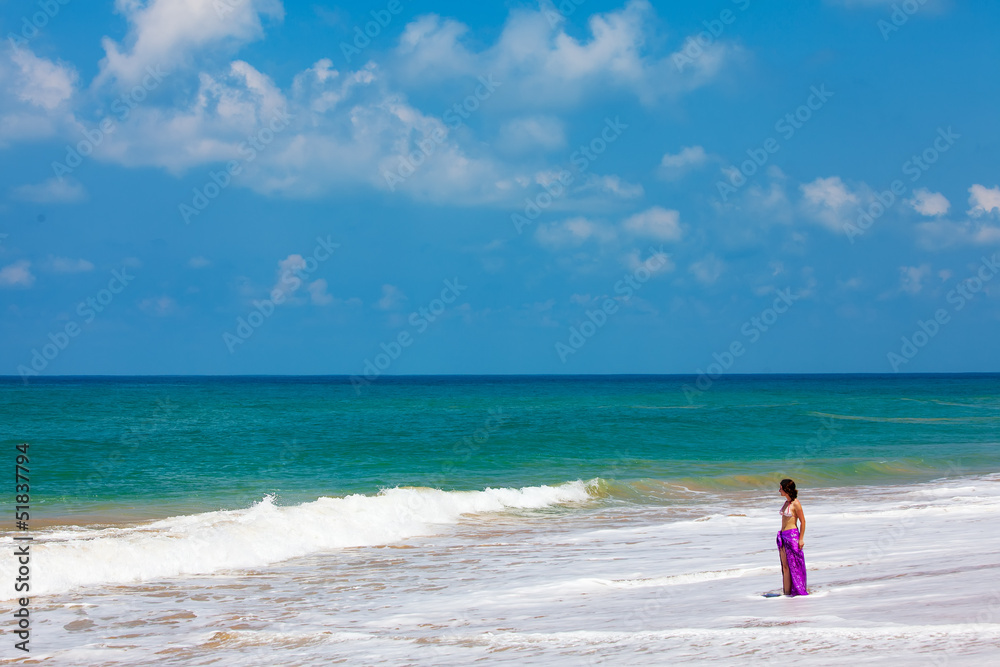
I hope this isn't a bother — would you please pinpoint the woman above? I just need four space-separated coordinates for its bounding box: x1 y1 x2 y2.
777 478 808 596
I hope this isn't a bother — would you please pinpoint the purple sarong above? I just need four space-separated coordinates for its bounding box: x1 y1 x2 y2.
776 528 809 596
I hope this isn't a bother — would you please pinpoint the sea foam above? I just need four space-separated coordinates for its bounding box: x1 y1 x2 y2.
0 481 593 598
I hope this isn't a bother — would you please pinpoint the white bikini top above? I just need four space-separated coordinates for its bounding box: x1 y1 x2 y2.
780 501 794 517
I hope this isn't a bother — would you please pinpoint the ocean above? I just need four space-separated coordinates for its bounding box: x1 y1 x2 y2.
2 374 999 664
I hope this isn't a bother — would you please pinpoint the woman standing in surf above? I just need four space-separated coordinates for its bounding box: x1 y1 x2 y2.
777 478 809 596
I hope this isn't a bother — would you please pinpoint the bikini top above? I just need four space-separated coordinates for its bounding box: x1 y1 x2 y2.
780 501 794 517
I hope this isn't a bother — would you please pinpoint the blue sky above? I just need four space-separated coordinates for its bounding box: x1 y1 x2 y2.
1 0 998 377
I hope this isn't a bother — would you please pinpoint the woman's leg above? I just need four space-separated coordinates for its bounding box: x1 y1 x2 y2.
778 546 791 594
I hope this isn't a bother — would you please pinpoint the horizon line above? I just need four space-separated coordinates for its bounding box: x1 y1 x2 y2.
2 371 999 379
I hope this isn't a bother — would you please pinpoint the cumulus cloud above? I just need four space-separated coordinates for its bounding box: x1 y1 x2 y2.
690 254 725 285
899 264 931 295
498 116 566 153
9 47 77 110
579 174 644 199
0 260 35 288
622 206 682 241
799 176 862 232
659 145 710 180
272 254 307 301
968 184 1000 217
0 47 78 146
96 58 291 173
376 284 407 310
535 217 616 249
908 188 949 216
1 2 738 208
308 279 334 305
97 0 284 86
11 178 86 203
392 0 739 107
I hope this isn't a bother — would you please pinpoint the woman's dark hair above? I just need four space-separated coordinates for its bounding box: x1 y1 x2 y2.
780 478 798 500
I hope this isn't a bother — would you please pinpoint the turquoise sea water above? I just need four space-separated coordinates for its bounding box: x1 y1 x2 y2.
2 374 998 520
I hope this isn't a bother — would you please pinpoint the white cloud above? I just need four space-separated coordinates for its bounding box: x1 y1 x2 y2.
799 176 862 232
899 264 931 295
9 47 77 110
97 0 284 86
968 184 1000 217
660 145 709 179
580 174 644 199
188 256 211 268
661 146 708 169
96 59 291 173
272 254 306 301
535 217 616 249
498 116 566 153
0 260 35 288
0 2 737 208
622 206 682 241
377 284 407 310
908 188 949 216
0 47 78 146
11 178 86 203
97 57 518 204
690 254 724 285
45 256 94 273
801 176 857 208
308 279 333 305
393 0 739 107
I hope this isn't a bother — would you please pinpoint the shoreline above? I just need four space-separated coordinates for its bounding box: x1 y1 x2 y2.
15 466 1000 531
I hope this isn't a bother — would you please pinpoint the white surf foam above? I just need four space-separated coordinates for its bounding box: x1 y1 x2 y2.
0 481 593 598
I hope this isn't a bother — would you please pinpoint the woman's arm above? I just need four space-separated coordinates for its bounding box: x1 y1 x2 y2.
795 501 806 549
